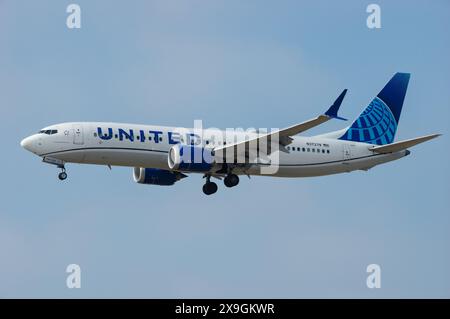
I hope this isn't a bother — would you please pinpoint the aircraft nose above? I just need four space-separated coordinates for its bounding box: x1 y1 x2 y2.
20 136 36 152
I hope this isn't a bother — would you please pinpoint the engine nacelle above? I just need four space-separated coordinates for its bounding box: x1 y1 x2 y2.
133 167 186 186
168 144 215 172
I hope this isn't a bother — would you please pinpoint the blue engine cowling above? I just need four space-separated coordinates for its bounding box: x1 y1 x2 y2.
168 144 215 172
133 167 187 186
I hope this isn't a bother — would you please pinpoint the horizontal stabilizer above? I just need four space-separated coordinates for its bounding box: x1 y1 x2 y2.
370 134 441 154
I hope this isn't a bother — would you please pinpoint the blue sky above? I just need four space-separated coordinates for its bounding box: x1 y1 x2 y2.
0 0 449 298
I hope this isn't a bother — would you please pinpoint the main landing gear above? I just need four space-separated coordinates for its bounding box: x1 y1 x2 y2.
202 173 240 195
224 174 239 188
203 175 218 195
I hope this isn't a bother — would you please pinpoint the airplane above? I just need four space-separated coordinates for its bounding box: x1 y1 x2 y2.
21 73 440 195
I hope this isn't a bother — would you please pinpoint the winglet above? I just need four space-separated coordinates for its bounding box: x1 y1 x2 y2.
324 89 348 121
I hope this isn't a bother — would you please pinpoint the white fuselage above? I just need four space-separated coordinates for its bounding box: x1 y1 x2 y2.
20 122 408 177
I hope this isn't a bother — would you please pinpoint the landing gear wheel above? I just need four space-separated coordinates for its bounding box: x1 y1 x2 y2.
202 182 218 195
58 171 67 181
224 174 239 188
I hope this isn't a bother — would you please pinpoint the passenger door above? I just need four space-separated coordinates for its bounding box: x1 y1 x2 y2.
343 144 352 160
73 124 84 145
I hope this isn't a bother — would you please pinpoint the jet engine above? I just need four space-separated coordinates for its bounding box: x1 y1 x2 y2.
133 167 186 186
168 144 215 172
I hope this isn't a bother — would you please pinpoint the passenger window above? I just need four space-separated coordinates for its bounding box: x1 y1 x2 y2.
287 146 290 150
327 150 330 154
159 137 162 142
297 147 300 151
302 148 305 152
312 149 315 152
307 148 310 152
322 149 325 153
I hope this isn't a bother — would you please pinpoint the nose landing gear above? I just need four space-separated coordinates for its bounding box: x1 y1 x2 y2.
58 167 67 181
42 157 67 181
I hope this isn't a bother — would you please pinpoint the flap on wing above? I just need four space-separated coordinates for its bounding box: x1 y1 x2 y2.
370 134 441 154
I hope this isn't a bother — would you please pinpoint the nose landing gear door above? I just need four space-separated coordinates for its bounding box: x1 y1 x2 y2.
73 124 84 145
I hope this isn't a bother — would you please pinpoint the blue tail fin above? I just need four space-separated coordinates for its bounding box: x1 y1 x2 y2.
339 72 410 145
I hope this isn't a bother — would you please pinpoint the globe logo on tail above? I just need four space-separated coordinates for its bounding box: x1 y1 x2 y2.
339 97 397 145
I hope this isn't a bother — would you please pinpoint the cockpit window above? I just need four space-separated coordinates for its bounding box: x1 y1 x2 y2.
38 129 58 135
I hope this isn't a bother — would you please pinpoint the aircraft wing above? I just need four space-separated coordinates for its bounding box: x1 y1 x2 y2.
214 89 348 157
370 133 441 153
